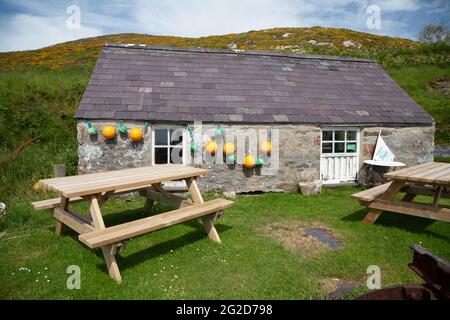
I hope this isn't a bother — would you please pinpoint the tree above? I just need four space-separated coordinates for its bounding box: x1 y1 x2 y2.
417 23 449 44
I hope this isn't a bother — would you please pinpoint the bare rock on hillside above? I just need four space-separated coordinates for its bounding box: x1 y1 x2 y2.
282 32 294 38
276 45 298 50
429 78 449 98
342 40 362 48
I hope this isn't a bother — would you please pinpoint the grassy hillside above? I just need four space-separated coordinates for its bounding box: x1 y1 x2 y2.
387 65 450 143
0 27 449 203
1 27 449 70
0 70 83 200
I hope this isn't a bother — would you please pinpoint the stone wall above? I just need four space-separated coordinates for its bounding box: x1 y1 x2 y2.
77 121 434 192
194 124 321 193
77 120 152 173
358 126 435 185
360 126 435 164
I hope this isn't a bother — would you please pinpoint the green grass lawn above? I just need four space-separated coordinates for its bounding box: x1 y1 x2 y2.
1 187 449 300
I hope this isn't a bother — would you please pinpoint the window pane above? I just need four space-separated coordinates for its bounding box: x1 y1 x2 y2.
347 130 357 141
170 128 183 146
334 142 345 153
322 142 333 153
154 147 168 164
169 147 183 164
322 131 333 141
334 131 345 141
346 142 357 153
155 129 168 145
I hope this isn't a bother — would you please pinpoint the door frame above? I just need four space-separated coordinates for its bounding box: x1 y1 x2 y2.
319 127 361 184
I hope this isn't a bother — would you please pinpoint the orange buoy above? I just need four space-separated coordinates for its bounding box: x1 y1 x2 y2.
260 141 272 154
223 143 236 155
129 128 143 142
205 140 218 155
243 155 256 168
102 125 116 139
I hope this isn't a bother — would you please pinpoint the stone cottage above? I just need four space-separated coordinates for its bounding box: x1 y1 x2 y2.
75 43 434 193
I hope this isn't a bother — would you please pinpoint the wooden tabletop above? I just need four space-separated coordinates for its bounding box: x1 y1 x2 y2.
40 165 208 198
384 162 450 186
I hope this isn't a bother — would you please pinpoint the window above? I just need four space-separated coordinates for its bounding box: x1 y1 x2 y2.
152 126 186 164
321 129 358 154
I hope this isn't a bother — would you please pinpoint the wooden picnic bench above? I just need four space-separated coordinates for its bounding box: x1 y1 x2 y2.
32 164 234 283
352 162 450 224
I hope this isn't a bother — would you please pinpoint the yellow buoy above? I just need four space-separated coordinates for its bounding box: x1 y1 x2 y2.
102 125 116 140
260 141 272 154
223 143 236 155
243 155 256 168
32 182 49 192
129 128 143 142
205 140 218 155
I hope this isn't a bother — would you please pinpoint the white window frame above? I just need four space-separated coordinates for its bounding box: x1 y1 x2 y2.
151 125 188 165
320 128 360 157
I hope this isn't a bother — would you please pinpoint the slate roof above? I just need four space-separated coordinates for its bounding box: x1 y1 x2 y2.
75 44 433 125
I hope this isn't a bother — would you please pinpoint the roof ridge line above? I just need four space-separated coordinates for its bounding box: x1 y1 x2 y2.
104 43 375 63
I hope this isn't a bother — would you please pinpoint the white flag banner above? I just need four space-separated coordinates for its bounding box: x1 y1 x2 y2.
373 134 395 162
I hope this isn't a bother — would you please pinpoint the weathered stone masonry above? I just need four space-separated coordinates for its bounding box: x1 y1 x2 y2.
77 121 434 193
78 120 152 173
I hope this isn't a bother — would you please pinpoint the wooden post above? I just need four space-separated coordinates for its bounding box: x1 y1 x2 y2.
97 190 114 207
363 180 405 224
186 177 221 243
144 199 154 214
433 186 443 207
402 193 416 202
53 164 66 178
88 195 122 284
54 164 67 235
55 196 69 236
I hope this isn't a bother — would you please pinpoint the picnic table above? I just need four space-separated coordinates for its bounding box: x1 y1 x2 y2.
32 164 234 283
352 162 450 224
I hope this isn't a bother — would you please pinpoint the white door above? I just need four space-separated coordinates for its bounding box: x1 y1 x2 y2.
320 128 359 184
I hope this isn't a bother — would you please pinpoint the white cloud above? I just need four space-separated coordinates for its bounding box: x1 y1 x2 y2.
129 0 302 36
0 13 101 52
372 0 422 12
125 0 426 37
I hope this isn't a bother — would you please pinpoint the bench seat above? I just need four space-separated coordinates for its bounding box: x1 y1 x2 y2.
79 198 234 249
32 186 150 210
32 197 84 210
351 182 392 205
